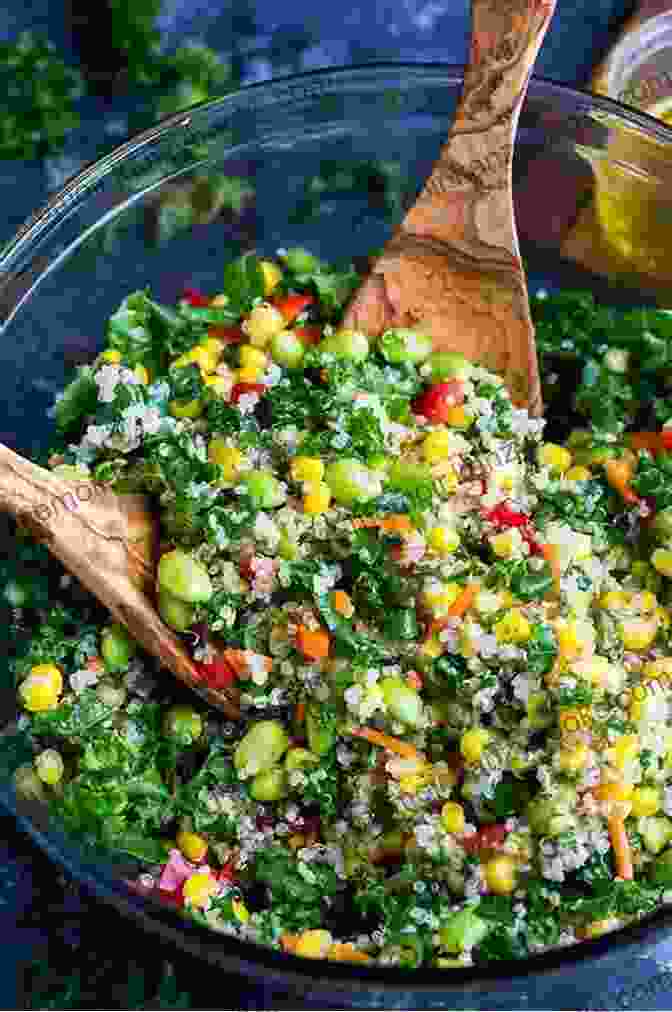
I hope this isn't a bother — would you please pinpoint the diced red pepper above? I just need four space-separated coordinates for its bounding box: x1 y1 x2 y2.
181 287 211 307
663 431 672 451
412 381 465 422
483 505 530 528
462 823 508 853
159 883 185 908
294 325 322 345
208 324 245 344
273 293 315 323
230 382 266 404
217 861 237 883
195 655 237 689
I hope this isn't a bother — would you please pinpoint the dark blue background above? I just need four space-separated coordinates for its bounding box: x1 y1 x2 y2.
9 1 672 1008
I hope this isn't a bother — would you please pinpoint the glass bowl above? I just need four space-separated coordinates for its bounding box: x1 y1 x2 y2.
2 64 672 1005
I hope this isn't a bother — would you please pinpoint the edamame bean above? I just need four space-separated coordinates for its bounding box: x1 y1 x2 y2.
379 328 432 364
270 330 305 368
243 469 287 509
101 623 137 673
427 351 472 382
163 704 203 744
157 548 213 603
324 459 382 505
158 589 196 632
250 766 288 801
318 329 369 361
380 676 423 727
234 720 289 777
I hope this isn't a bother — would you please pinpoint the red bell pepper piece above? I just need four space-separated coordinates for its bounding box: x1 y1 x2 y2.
230 382 266 404
181 288 211 307
273 293 315 323
207 324 245 344
294 325 322 345
195 655 237 689
412 381 465 422
463 823 508 853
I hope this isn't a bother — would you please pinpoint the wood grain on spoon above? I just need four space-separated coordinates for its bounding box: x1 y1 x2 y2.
0 443 240 718
344 0 557 415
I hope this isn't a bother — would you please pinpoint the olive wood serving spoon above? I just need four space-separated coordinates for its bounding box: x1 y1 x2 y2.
0 0 554 719
344 0 556 416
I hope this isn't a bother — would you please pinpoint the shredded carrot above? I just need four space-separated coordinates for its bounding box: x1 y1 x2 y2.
604 458 640 505
352 514 412 533
352 517 380 529
280 933 299 953
328 942 371 963
406 670 423 691
446 581 480 618
540 543 562 596
332 590 353 616
608 814 634 881
295 701 306 725
295 624 331 660
628 431 665 455
350 726 423 761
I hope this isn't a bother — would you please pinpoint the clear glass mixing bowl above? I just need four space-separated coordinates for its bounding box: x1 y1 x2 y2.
2 64 672 1003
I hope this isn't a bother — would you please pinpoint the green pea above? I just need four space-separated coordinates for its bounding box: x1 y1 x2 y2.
387 459 432 493
250 766 288 801
306 702 336 756
319 328 369 361
427 351 472 382
284 747 319 771
158 589 196 632
379 328 432 364
101 623 136 673
234 720 289 776
439 908 490 954
157 548 213 604
324 458 382 505
380 677 423 727
243 469 287 509
281 247 321 273
163 704 203 744
650 847 672 885
270 329 305 368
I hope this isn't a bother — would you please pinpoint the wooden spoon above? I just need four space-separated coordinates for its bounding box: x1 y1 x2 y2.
0 444 240 718
344 0 557 415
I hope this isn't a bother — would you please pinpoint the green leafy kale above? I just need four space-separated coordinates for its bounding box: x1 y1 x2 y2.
301 754 340 820
12 607 100 681
253 847 339 932
219 253 265 317
633 451 672 511
54 367 98 434
525 623 558 677
107 290 182 374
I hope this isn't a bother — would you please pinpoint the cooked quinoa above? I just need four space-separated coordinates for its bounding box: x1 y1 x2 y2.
8 249 672 968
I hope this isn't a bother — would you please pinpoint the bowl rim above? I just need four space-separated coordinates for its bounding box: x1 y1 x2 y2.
5 60 672 994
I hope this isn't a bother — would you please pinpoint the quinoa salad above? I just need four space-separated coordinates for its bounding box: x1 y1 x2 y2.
8 249 672 969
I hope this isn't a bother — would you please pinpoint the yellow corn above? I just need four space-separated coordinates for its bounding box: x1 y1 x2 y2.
203 375 231 397
489 531 518 559
200 336 226 356
19 664 63 713
427 526 460 556
460 727 490 764
558 743 590 773
211 293 229 307
176 830 208 863
173 345 217 374
599 590 630 610
652 548 672 578
636 590 658 612
236 365 264 383
618 618 658 652
100 348 122 363
243 303 286 347
630 785 661 817
494 608 531 644
484 855 517 895
294 929 333 959
444 406 473 429
558 706 592 738
441 802 465 834
555 619 583 660
422 582 461 613
538 442 572 473
182 871 219 909
232 898 250 923
291 456 325 484
208 441 244 481
594 781 633 802
303 483 331 514
608 734 640 771
565 465 592 481
327 942 370 963
643 658 672 684
418 636 443 660
628 683 648 722
259 260 283 295
422 430 452 463
133 364 150 384
239 345 268 370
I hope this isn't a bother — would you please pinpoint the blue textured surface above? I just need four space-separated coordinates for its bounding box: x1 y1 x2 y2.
8 2 672 1008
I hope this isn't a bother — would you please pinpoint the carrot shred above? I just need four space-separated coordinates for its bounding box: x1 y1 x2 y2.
540 543 562 596
352 514 412 532
295 624 330 660
295 701 306 725
604 458 640 505
608 814 634 881
446 581 480 618
332 590 353 616
628 431 665 454
280 933 299 953
350 726 423 761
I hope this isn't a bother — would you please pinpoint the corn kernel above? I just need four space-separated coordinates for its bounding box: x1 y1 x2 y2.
629 683 648 722
427 526 460 555
593 781 633 802
484 855 517 895
494 608 531 643
422 581 461 613
211 293 229 306
652 548 672 578
555 619 582 660
19 664 63 713
444 406 473 428
441 802 465 834
631 785 661 817
558 743 590 773
203 375 231 397
327 942 370 963
460 727 490 764
538 442 572 473
173 345 217 373
558 706 592 739
232 898 250 923
294 929 333 959
34 749 64 785
422 430 452 463
208 441 244 481
182 871 218 908
643 658 672 684
636 590 658 612
608 734 640 771
133 364 149 384
618 618 658 652
490 530 517 559
100 348 122 363
200 336 226 356
236 365 264 383
259 260 283 295
291 456 325 484
565 465 592 481
303 483 331 514
176 830 208 863
599 590 630 610
243 303 286 347
418 636 443 660
239 345 268 370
